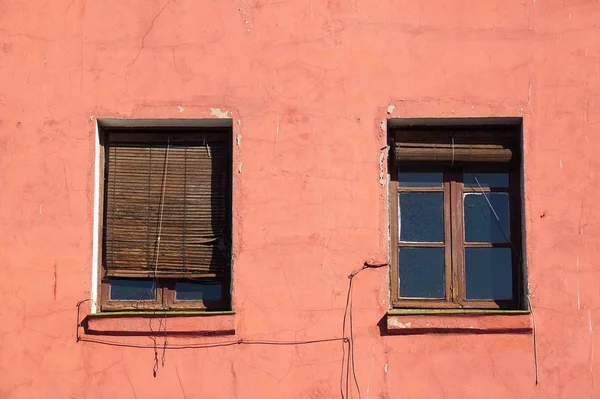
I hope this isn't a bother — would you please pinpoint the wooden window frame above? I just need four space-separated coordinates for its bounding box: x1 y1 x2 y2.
99 278 231 312
389 129 524 310
97 126 232 312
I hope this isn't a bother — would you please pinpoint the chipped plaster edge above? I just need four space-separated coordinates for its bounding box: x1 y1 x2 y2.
388 319 412 329
379 155 385 185
210 107 232 119
91 119 100 313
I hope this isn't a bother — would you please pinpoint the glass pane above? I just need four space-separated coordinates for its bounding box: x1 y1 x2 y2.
399 192 444 242
176 281 222 301
110 279 156 301
465 248 513 300
464 193 510 243
464 171 509 188
399 247 445 298
399 170 442 187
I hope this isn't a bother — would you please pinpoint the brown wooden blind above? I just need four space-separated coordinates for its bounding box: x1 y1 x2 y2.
103 132 230 278
393 129 517 163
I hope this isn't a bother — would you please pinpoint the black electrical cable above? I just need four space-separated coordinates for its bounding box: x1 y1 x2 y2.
75 298 91 343
342 270 359 399
349 276 360 399
341 276 351 399
76 336 347 350
341 261 389 399
76 260 388 396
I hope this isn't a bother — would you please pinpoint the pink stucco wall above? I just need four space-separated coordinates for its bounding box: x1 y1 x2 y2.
1 0 600 397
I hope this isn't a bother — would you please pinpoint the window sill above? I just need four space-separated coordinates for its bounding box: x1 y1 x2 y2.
83 311 236 336
386 309 532 335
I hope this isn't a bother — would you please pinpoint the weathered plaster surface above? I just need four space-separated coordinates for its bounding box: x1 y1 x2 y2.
1 0 600 397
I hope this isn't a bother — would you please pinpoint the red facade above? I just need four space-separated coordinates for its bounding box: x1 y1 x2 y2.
1 0 599 397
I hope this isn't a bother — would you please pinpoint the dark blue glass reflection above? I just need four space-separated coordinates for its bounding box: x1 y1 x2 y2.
399 247 445 298
464 193 510 243
464 171 509 188
465 248 513 300
399 192 444 242
176 281 222 301
399 170 443 187
110 279 156 301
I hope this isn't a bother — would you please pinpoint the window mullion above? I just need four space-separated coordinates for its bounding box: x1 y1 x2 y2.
160 280 175 309
509 165 523 308
450 169 466 305
443 170 453 303
390 162 400 304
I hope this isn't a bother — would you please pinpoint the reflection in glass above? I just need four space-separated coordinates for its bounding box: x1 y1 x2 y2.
464 193 510 243
399 247 445 298
110 279 156 301
399 170 443 187
399 192 444 242
464 171 509 188
176 281 222 301
465 248 513 300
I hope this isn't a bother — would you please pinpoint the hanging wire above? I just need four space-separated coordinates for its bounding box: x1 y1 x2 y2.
470 174 538 384
74 302 345 350
147 310 160 377
162 316 168 367
152 135 171 375
75 298 91 342
77 261 386 396
341 260 388 399
152 337 159 376
470 175 522 261
341 276 352 399
154 135 171 279
76 335 346 349
346 273 361 399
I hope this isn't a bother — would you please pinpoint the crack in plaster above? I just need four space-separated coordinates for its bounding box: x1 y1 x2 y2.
174 364 188 399
121 0 173 98
124 369 138 399
427 359 446 399
366 345 375 399
128 0 173 69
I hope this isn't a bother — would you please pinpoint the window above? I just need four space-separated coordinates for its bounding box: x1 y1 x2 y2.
389 121 524 309
98 127 232 311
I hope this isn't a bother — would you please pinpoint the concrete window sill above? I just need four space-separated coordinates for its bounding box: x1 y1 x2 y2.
83 311 236 336
386 310 532 335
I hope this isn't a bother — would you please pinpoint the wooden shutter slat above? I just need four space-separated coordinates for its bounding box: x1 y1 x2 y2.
392 127 517 163
104 133 230 279
395 143 512 163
